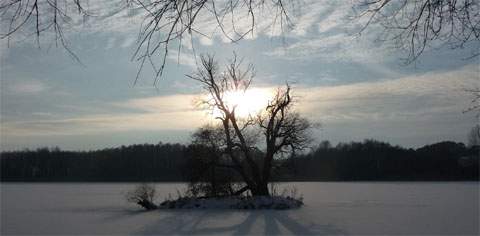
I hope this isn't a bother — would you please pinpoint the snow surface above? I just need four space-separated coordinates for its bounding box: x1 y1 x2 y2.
1 182 478 235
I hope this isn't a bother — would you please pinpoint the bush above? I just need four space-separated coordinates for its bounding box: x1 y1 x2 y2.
126 183 158 210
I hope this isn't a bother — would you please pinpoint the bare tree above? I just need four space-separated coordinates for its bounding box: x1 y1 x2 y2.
188 54 313 196
355 0 480 63
257 86 312 194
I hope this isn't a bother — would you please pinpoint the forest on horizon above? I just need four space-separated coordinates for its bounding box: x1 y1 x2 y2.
1 140 478 182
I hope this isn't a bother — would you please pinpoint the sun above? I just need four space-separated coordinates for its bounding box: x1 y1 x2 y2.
212 88 273 118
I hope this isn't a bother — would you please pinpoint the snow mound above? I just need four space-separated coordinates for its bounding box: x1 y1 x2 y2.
158 196 303 210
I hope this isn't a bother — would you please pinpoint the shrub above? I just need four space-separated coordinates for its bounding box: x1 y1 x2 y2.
126 183 158 210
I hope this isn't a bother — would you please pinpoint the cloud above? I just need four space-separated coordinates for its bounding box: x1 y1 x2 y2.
3 65 476 138
289 65 478 146
291 3 328 36
117 93 199 112
1 93 208 136
9 80 48 94
1 111 203 136
316 3 350 34
121 36 136 48
265 31 393 65
297 64 478 119
167 51 198 69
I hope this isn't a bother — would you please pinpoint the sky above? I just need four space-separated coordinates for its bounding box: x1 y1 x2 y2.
1 0 479 151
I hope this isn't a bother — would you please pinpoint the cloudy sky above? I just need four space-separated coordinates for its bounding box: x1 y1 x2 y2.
1 0 479 151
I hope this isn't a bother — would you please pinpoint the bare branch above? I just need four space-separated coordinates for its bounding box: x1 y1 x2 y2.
1 0 91 63
2 0 295 84
355 0 480 63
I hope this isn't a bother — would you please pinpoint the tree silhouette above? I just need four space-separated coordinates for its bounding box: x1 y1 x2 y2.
188 54 314 196
185 125 243 197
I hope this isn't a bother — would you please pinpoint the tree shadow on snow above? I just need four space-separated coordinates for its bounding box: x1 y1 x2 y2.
134 209 346 235
47 205 146 222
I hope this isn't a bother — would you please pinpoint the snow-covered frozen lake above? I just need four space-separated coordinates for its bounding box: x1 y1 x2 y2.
1 182 478 235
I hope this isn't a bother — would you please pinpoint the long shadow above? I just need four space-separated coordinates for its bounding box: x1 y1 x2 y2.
45 205 146 222
132 209 346 235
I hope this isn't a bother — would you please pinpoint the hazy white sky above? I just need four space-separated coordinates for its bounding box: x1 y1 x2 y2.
1 0 479 151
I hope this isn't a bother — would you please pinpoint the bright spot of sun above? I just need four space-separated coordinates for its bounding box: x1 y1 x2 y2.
212 88 273 118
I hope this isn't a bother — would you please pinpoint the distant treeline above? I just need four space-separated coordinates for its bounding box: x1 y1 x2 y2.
1 140 478 182
283 140 478 181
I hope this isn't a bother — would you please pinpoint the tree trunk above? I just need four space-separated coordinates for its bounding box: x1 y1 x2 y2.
233 185 250 195
252 181 270 196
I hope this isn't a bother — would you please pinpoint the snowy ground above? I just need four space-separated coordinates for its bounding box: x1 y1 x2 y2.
1 182 478 235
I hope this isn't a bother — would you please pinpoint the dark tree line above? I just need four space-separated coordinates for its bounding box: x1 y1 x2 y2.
1 143 186 181
286 140 478 181
1 140 478 182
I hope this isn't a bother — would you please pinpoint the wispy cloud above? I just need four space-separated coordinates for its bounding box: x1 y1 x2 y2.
290 65 478 147
2 65 476 141
167 51 198 69
8 80 48 94
120 36 136 48
1 93 208 136
1 111 204 136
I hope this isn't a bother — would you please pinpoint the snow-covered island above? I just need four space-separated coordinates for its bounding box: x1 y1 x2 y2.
158 196 303 210
127 183 304 210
